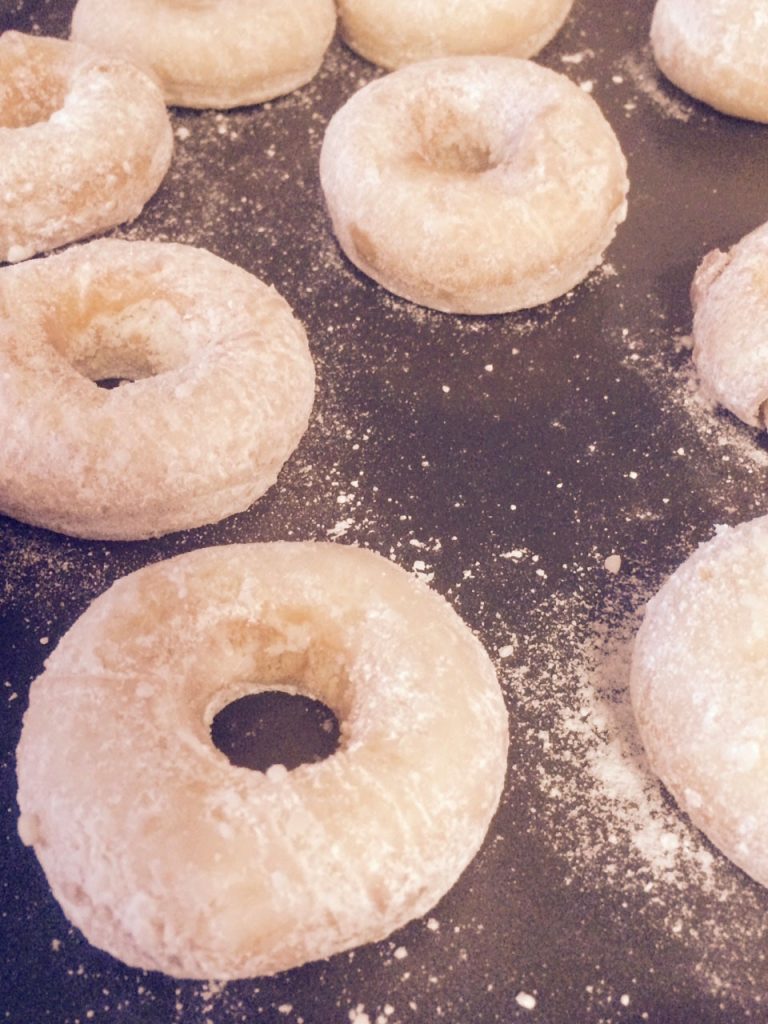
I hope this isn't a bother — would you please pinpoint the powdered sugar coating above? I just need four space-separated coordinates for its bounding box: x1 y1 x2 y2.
631 515 768 888
0 240 315 540
319 57 628 314
651 0 768 122
691 220 768 429
16 542 509 979
0 31 172 263
70 0 337 109
336 0 574 70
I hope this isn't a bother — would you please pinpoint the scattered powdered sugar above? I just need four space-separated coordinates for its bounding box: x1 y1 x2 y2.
515 991 537 1010
505 575 768 1005
5 3 768 1021
560 50 594 67
524 594 709 881
621 326 768 480
618 45 697 123
348 1007 371 1024
603 553 622 574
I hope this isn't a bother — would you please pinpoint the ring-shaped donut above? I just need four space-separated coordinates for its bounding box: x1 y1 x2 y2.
651 0 768 122
631 514 768 888
691 220 768 429
70 0 337 109
0 31 172 264
337 0 575 70
16 542 510 979
319 57 629 315
0 240 315 540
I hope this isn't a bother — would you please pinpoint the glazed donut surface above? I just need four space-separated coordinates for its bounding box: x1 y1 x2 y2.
70 0 337 108
319 57 628 315
0 31 172 264
631 515 768 888
0 240 315 540
651 0 768 122
337 0 575 69
16 542 509 980
691 220 768 429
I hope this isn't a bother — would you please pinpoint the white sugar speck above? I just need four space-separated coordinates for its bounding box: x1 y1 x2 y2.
516 991 537 1010
604 554 622 574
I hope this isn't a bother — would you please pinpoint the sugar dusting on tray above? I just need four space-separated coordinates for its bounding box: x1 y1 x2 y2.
5 2 768 1021
503 572 768 1009
619 46 695 123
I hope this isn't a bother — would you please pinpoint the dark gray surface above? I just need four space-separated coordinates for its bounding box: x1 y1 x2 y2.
3 1 768 1022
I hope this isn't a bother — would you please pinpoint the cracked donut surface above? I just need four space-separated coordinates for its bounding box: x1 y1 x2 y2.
0 240 315 539
651 0 768 123
336 0 575 70
320 56 628 315
632 514 768 888
70 0 337 109
16 542 509 979
0 31 172 263
691 220 768 429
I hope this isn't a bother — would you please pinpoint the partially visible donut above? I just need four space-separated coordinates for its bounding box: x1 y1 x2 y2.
337 0 575 70
691 220 768 429
16 541 509 979
0 31 172 264
70 0 337 109
319 56 629 315
631 515 768 888
651 0 768 122
0 240 315 540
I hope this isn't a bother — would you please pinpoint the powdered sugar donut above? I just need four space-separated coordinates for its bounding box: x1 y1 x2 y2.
691 221 768 429
651 0 768 122
320 57 628 315
70 0 336 109
631 514 768 887
0 240 314 540
17 542 509 979
0 31 172 264
337 0 575 69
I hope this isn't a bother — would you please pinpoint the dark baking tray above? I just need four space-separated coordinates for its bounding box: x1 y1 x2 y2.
3 1 768 1021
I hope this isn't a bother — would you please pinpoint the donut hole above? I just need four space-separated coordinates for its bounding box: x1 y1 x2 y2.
0 75 69 129
0 41 69 128
45 291 205 386
210 691 341 772
417 129 495 175
0 80 67 128
409 97 499 175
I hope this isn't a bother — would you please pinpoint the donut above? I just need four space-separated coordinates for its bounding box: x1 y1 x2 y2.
651 0 768 122
70 0 337 109
0 240 315 540
336 0 575 70
690 220 768 429
16 542 509 979
0 31 172 264
319 57 629 315
631 514 768 888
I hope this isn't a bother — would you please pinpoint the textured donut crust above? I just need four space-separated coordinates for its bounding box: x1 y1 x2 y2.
651 0 768 122
319 57 628 315
691 221 768 429
0 32 172 264
16 542 509 980
70 0 337 109
0 240 315 540
631 515 768 888
337 0 575 69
